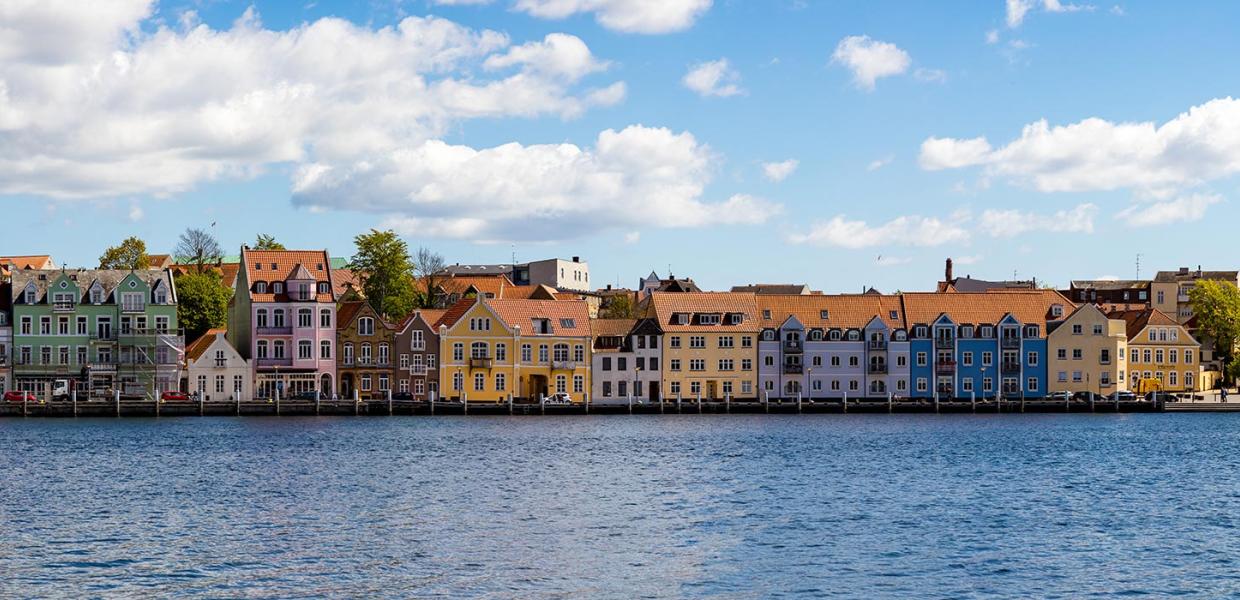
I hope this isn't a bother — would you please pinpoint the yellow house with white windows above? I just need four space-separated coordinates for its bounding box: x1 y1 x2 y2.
437 297 592 403
647 292 760 401
1110 308 1204 392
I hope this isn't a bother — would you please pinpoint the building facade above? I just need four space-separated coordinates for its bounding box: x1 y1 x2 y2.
591 318 664 402
184 329 252 401
0 283 10 394
438 298 592 403
10 269 182 398
228 248 337 399
648 292 759 401
394 309 444 401
756 294 910 400
1046 304 1128 394
336 300 396 399
1111 308 1203 393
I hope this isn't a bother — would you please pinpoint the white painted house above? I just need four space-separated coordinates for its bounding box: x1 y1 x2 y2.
184 329 252 401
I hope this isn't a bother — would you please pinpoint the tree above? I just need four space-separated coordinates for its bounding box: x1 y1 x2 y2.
176 271 232 341
413 247 448 308
600 294 636 319
174 228 223 273
349 229 417 319
253 234 285 250
1188 279 1240 387
99 236 150 270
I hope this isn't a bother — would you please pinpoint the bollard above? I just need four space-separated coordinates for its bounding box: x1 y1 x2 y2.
971 391 976 413
463 392 468 416
72 389 78 418
888 391 893 414
677 393 682 414
726 393 731 414
843 391 848 414
628 395 633 415
199 393 205 416
763 391 769 414
155 392 160 418
1090 394 1095 412
509 394 514 416
934 393 940 414
697 393 702 414
237 393 241 416
798 391 803 414
388 388 393 416
540 394 546 415
115 388 121 417
23 392 28 417
316 393 321 416
354 389 360 416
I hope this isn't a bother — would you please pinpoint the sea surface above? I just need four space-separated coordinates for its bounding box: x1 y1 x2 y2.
1 414 1239 598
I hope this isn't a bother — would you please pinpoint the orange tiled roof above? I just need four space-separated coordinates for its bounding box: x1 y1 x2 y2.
399 308 448 332
900 290 1072 327
1 255 55 277
332 268 363 297
435 298 476 329
756 294 906 329
648 292 760 332
1107 307 1182 341
486 298 592 336
185 328 226 362
438 275 520 298
147 254 174 269
591 318 637 338
242 248 334 302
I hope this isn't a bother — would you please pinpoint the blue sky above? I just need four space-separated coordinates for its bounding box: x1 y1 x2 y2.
3 1 1239 292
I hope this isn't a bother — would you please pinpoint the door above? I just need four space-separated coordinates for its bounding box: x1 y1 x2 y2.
649 382 661 402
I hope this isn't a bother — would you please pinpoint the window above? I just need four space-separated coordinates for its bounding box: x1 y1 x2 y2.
982 352 993 366
1057 348 1067 360
539 345 549 363
427 354 436 369
76 316 87 335
453 343 464 362
1143 349 1152 363
1072 349 1082 360
411 354 423 373
617 357 627 371
556 375 567 394
273 309 285 328
670 359 681 371
1093 324 1104 335
474 372 485 391
689 359 705 371
411 330 425 350
495 373 506 391
1185 350 1193 364
255 282 267 294
298 309 312 328
741 336 753 348
379 343 390 366
361 375 372 391
272 282 283 295
320 309 332 328
690 381 702 396
603 357 612 371
741 359 752 371
1131 348 1139 363
321 341 331 360
962 352 973 367
359 317 374 336
522 344 532 362
452 372 463 392
257 341 269 359
1169 371 1178 387
495 343 507 362
962 378 974 392
1027 378 1038 392
916 352 927 367
719 359 734 371
360 343 372 364
343 343 354 364
298 340 312 359
573 376 584 394
1100 349 1110 364
471 342 488 359
273 341 285 358
574 345 585 362
20 316 31 335
916 378 928 392
719 336 734 349
689 336 706 349
553 343 570 362
256 309 269 328
1155 349 1164 363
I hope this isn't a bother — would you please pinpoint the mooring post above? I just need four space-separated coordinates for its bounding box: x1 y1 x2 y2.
199 393 204 416
585 394 590 415
1115 395 1119 412
23 392 28 417
971 390 976 413
677 392 682 414
1066 393 1070 412
697 392 702 414
888 391 893 414
509 394 514 416
540 394 546 416
237 392 242 416
726 392 731 414
115 388 121 418
72 389 78 418
843 391 848 414
155 392 160 418
1090 393 1095 412
798 391 803 414
316 392 321 416
628 394 633 415
763 390 769 414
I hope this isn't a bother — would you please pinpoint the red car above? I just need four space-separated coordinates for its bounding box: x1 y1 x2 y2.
160 391 191 402
4 391 37 402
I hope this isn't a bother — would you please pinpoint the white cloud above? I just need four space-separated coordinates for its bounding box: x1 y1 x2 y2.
786 215 968 248
624 231 641 243
127 200 144 222
917 98 1240 195
977 203 1098 236
914 67 947 83
762 159 799 182
0 6 626 200
831 35 911 91
1117 193 1222 227
682 58 744 97
293 125 781 241
1007 0 1094 28
986 29 1000 44
509 0 713 34
867 156 894 171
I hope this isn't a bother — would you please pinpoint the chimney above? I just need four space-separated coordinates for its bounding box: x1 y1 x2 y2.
945 258 954 283
572 256 580 263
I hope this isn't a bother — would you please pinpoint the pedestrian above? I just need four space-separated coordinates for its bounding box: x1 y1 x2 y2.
1222 386 1228 403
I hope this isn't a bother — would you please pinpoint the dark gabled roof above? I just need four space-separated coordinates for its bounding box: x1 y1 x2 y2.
730 284 812 295
1069 279 1150 290
1153 269 1239 283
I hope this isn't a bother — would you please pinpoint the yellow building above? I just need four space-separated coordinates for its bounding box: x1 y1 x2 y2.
648 292 760 400
438 297 592 403
1047 304 1128 394
1110 308 1204 392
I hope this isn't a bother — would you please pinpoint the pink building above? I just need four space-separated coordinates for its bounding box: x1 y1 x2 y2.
227 248 338 398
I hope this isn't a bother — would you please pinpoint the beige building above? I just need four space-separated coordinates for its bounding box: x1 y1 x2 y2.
1047 304 1128 395
648 292 760 401
1111 308 1204 392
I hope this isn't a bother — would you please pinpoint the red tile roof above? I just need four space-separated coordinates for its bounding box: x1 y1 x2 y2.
900 290 1072 327
185 328 226 362
242 249 334 302
648 292 760 332
486 299 592 335
756 294 906 329
1107 308 1184 341
434 298 476 330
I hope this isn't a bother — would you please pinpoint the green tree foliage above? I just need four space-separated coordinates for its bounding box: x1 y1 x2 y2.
1188 279 1240 386
349 229 416 319
600 294 636 319
174 228 223 273
253 234 285 250
176 271 231 342
99 236 150 270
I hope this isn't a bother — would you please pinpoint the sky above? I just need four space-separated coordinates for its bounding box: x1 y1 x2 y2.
3 0 1240 292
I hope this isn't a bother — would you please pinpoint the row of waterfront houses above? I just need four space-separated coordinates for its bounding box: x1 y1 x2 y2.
0 251 1223 401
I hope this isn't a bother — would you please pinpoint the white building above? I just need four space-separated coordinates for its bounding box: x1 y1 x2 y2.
591 318 664 403
185 329 252 401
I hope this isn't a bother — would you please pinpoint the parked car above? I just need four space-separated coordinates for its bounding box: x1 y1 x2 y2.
545 392 574 405
160 391 190 402
4 391 37 403
1047 391 1072 402
1109 391 1137 402
290 390 319 401
391 392 413 401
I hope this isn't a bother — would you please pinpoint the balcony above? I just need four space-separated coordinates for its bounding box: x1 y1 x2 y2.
1001 361 1022 374
256 326 293 335
551 360 577 371
935 361 956 375
935 337 955 349
783 340 803 353
868 363 888 374
120 303 146 313
470 357 493 369
289 290 315 302
868 340 887 351
1178 294 1191 303
1001 337 1021 349
52 301 76 312
255 357 293 367
783 363 803 374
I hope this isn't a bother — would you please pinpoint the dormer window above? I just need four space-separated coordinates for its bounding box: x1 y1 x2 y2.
981 326 993 338
272 282 283 295
729 314 743 325
675 313 689 325
809 330 823 341
358 317 374 336
763 330 774 340
762 309 772 320
317 282 330 294
847 330 860 341
23 284 36 304
699 314 721 326
1024 325 1039 337
271 263 278 270
90 285 103 304
961 326 974 339
533 318 552 334
255 263 261 271
255 282 268 294
889 310 899 320
829 330 842 341
154 287 167 304
820 310 829 320
1051 304 1064 318
894 330 907 341
560 318 576 328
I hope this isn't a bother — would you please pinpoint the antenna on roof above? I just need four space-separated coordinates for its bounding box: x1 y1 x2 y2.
1135 253 1141 280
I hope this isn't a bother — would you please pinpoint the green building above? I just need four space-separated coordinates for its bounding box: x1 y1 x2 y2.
10 269 182 399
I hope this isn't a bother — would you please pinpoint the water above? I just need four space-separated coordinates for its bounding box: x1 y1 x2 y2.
1 414 1239 598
